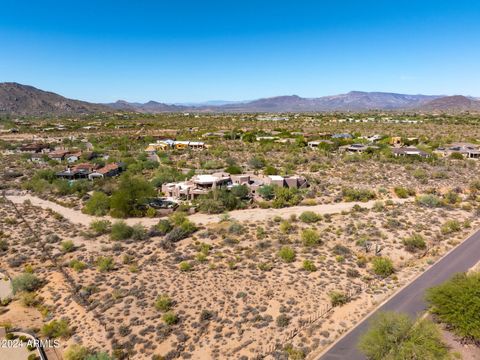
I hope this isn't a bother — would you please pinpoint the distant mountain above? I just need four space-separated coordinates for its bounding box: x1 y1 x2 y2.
0 82 111 116
217 92 441 112
418 95 480 112
108 100 187 113
1 83 479 115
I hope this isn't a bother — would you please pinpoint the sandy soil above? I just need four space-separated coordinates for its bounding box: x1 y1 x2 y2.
0 273 12 301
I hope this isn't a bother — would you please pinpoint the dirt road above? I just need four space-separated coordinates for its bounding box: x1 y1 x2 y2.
6 193 407 228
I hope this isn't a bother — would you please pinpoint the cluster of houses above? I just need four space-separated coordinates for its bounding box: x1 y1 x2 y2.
145 139 207 154
162 173 309 201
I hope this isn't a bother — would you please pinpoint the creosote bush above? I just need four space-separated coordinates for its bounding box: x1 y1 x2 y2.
278 246 296 263
371 257 394 278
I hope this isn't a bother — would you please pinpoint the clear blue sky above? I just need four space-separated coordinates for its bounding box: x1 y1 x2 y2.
1 0 480 103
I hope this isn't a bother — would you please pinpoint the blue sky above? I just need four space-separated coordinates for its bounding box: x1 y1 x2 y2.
1 0 480 103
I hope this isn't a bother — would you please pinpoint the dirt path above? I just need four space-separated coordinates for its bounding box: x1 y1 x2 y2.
6 193 408 228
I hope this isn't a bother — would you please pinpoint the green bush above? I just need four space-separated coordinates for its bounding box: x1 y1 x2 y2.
394 186 416 198
83 191 110 216
302 260 317 272
342 187 376 202
329 291 349 307
155 219 173 235
131 224 148 240
299 211 322 223
69 259 87 272
110 221 133 241
301 229 321 247
276 314 290 327
441 220 461 235
162 311 178 325
61 240 75 253
179 261 193 272
12 273 42 294
96 256 115 272
402 233 426 252
42 318 72 339
154 294 173 312
372 257 394 278
278 246 296 263
258 262 273 271
416 194 443 208
89 220 111 235
358 311 449 360
426 272 480 341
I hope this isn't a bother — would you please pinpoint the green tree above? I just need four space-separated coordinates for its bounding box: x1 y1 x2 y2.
426 272 480 341
110 174 156 217
358 312 449 360
83 191 110 216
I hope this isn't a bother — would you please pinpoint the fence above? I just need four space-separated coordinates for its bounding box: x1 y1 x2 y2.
258 283 369 357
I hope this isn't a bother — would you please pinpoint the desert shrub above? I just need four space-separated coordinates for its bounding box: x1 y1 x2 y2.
278 246 296 263
163 311 178 325
283 344 306 360
0 239 8 252
342 187 376 202
450 152 465 160
394 186 416 198
154 294 173 312
416 194 443 208
302 260 317 272
258 184 275 200
403 233 426 252
64 345 90 360
332 244 351 256
258 262 273 271
228 222 245 235
276 314 290 327
443 191 461 205
89 220 111 235
279 220 292 234
272 187 302 208
12 273 42 294
82 191 110 216
131 224 148 240
329 291 349 307
165 226 192 242
69 259 87 272
301 229 321 247
426 272 480 341
225 164 242 174
248 156 266 169
347 268 360 278
21 292 41 307
42 318 72 339
372 257 394 277
110 221 133 241
179 261 193 272
358 312 449 360
441 220 461 235
96 256 114 272
299 211 322 223
155 219 173 235
61 240 75 253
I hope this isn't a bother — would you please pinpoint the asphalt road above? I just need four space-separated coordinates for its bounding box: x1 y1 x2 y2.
320 228 480 360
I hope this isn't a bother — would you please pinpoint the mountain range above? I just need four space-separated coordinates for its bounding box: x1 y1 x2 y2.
1 82 480 116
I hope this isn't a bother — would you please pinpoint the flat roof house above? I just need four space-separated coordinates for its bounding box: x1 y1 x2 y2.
392 146 430 158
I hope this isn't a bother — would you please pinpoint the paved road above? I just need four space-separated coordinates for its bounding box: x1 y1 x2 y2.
320 228 480 360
